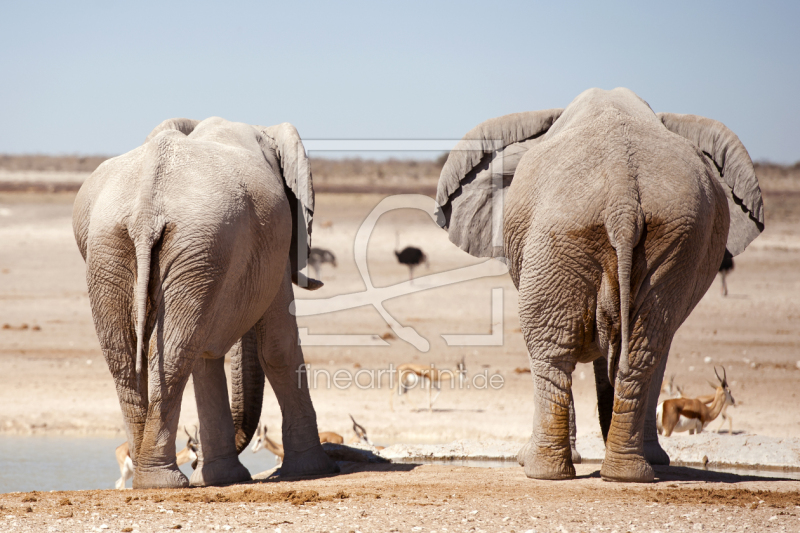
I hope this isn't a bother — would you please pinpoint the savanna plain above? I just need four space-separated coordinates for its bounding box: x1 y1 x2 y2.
1 160 799 532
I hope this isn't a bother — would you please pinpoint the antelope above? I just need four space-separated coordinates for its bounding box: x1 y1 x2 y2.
390 357 467 412
115 426 199 490
348 414 385 451
695 393 736 434
251 424 344 464
663 377 733 433
656 367 735 436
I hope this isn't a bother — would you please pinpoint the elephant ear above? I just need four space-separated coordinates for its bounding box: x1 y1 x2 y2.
436 109 563 258
144 118 200 143
257 123 315 276
658 113 764 256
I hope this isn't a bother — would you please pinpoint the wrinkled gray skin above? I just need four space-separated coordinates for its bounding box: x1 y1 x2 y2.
73 117 338 489
437 88 763 482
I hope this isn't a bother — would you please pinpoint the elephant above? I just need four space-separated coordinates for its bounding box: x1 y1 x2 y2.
435 88 763 482
73 116 339 489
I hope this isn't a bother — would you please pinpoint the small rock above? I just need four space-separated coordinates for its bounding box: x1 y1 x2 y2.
86 359 93 366
704 356 712 364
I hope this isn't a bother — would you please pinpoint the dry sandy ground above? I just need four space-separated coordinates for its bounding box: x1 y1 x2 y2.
2 188 800 532
2 464 800 532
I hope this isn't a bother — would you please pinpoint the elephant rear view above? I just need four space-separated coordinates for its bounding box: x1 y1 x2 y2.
73 117 338 489
436 88 763 482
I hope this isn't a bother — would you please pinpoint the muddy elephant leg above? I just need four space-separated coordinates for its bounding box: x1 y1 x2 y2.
600 324 668 482
568 393 581 464
256 267 338 478
133 344 195 489
517 371 579 470
593 357 614 443
190 356 252 487
643 350 670 465
519 341 577 480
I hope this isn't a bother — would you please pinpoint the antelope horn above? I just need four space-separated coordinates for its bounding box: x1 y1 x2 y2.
349 414 366 435
193 425 199 442
184 426 192 440
722 366 728 386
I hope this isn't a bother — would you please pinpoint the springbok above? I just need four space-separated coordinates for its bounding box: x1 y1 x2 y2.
656 367 735 436
390 357 467 412
695 392 736 434
115 426 199 490
348 414 385 451
251 424 344 464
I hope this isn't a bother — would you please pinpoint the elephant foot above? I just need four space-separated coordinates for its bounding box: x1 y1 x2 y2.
600 451 654 483
644 439 670 466
280 444 340 479
519 440 575 480
571 447 582 465
133 466 190 489
516 441 531 467
190 457 252 487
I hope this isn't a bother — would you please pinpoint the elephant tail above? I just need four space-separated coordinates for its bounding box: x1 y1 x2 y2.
606 201 645 386
133 233 161 376
131 134 172 378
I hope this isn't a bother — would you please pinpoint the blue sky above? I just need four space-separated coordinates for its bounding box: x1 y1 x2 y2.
1 1 798 162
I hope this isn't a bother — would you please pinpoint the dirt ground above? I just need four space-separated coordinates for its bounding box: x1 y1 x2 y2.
2 464 800 532
1 183 800 531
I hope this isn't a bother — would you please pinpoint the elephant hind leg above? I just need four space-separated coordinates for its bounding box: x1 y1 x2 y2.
257 266 338 479
133 340 197 489
600 318 673 483
190 355 252 487
643 351 670 465
517 316 579 481
133 360 193 489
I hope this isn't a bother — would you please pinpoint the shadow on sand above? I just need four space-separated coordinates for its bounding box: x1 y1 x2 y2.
575 464 794 483
409 408 485 414
252 461 420 483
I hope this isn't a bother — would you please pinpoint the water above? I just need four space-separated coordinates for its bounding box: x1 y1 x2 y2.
0 435 278 493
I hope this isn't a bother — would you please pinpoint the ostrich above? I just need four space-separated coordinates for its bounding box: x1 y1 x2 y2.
394 233 428 282
718 250 734 296
308 247 337 280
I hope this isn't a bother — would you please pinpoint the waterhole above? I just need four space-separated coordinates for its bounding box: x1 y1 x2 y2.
0 435 278 493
